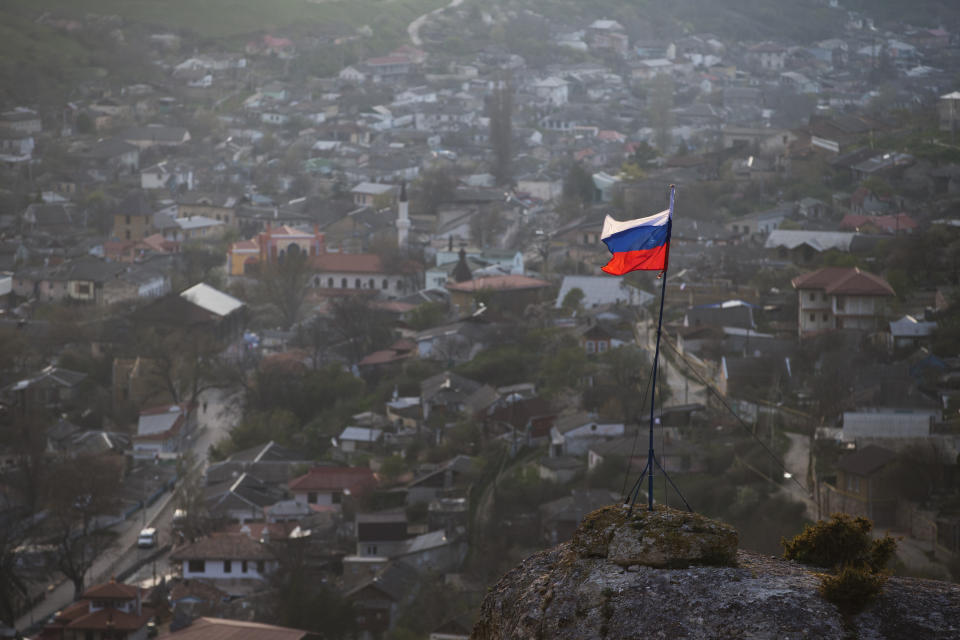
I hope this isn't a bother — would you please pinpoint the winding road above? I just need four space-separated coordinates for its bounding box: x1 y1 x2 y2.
407 0 465 46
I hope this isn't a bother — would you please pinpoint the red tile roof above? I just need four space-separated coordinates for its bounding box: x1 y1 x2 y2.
839 213 917 234
447 274 551 293
288 466 377 493
82 580 142 600
310 253 383 274
66 606 154 632
791 267 895 297
166 617 309 640
170 533 274 561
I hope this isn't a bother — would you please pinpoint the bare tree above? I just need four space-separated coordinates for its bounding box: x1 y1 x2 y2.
44 455 123 598
256 246 312 330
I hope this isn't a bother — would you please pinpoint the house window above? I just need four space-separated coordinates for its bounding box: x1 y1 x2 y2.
822 313 829 322
188 560 205 573
597 341 608 353
808 293 815 302
241 560 248 573
125 215 131 224
328 277 334 287
307 492 317 504
586 340 596 354
809 313 815 322
77 283 91 295
224 560 232 573
369 278 375 289
836 296 845 311
366 545 378 555
333 492 342 504
342 278 347 288
257 560 265 573
382 279 388 289
355 278 361 288
845 475 860 492
125 230 131 240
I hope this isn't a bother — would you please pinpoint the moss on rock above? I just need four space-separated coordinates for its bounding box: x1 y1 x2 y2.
571 504 739 568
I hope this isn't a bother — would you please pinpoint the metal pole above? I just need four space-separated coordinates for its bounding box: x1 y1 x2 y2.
645 185 675 511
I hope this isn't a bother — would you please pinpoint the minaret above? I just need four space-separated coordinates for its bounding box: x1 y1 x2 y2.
396 181 410 250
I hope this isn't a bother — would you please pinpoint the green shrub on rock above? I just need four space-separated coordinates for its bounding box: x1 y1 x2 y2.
781 513 898 613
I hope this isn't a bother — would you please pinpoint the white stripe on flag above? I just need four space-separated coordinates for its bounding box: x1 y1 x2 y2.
600 209 670 240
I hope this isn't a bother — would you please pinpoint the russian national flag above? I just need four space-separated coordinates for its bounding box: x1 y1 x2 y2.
600 207 672 276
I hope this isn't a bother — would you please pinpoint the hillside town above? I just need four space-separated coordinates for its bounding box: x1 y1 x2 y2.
2 0 960 638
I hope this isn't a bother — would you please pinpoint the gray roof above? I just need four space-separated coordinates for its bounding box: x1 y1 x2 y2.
764 230 855 252
555 276 653 309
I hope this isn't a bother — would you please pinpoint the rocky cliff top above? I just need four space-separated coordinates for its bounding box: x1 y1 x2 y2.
472 505 960 639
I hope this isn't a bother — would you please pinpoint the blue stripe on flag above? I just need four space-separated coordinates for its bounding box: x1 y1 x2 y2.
602 222 670 254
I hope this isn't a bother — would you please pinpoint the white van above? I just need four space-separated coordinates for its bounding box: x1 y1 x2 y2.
137 528 157 548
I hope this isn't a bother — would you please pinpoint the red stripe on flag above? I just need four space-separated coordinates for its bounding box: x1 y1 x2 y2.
600 243 669 276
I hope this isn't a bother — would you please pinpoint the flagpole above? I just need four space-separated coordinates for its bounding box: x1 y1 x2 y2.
644 184 674 512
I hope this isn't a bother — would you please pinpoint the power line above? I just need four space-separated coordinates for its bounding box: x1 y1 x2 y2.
661 337 812 497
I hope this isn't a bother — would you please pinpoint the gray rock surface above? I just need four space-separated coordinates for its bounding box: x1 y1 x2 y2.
472 507 960 639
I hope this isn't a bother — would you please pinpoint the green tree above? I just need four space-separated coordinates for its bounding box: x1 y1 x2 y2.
561 287 585 312
562 163 595 205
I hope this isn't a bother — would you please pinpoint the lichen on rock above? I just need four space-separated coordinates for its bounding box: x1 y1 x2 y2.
472 505 960 640
571 504 738 568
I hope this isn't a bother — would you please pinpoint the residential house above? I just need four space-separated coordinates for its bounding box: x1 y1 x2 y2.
39 579 154 640
113 191 155 241
121 124 191 149
310 252 416 298
842 407 939 442
536 455 584 483
839 213 916 235
132 403 196 458
405 455 475 505
549 413 625 457
820 445 898 526
555 275 653 309
288 466 377 510
746 42 787 71
130 282 247 344
0 107 42 134
141 161 194 191
446 274 551 315
177 192 240 229
21 202 78 234
939 91 960 133
587 19 629 55
170 533 278 594
345 562 419 640
725 206 791 236
764 230 857 263
164 617 315 640
420 371 497 422
792 267 895 337
338 426 384 453
684 300 756 331
0 129 34 161
204 472 286 522
72 137 140 175
1 365 87 419
539 489 618 544
889 315 937 349
351 182 398 208
355 511 410 558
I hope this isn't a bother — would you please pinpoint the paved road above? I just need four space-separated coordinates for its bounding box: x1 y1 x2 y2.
780 432 817 521
636 318 706 406
407 0 464 46
14 386 242 633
